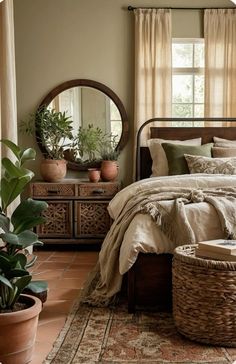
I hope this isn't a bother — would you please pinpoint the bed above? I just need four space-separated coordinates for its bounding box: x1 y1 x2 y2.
84 117 236 312
127 117 236 312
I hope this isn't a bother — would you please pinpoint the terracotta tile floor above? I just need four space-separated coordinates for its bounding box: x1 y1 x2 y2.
30 248 99 364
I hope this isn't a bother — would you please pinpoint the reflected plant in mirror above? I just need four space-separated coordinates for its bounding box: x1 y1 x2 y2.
99 134 119 161
74 124 104 163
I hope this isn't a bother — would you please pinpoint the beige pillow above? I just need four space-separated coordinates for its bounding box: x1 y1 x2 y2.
213 136 236 148
147 138 202 176
212 147 236 158
185 154 236 174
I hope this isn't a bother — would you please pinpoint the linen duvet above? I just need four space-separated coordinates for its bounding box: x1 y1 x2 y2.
84 174 236 306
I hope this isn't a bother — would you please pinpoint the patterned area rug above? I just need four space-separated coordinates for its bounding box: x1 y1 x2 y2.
43 297 236 364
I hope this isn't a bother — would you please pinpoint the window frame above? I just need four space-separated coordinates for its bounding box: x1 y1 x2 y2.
172 38 205 121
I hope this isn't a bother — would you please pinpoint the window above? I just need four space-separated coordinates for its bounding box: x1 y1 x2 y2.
172 39 205 126
107 99 122 138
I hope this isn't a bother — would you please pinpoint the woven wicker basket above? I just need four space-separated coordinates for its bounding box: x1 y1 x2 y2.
172 244 236 347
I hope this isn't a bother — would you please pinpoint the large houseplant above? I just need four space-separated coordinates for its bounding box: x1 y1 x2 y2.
0 139 48 364
20 106 74 182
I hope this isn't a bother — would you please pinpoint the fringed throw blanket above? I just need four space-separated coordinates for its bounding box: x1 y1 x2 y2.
83 186 236 307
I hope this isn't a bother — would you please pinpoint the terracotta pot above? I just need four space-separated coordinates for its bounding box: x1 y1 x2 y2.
101 160 118 181
0 294 42 364
88 168 101 183
40 159 67 182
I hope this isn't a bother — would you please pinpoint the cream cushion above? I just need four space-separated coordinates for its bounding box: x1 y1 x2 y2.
147 138 202 176
185 154 236 174
212 147 236 158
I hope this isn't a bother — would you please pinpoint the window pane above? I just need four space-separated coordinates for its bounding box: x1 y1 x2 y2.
194 43 204 68
194 104 204 117
172 44 193 67
194 76 204 103
172 104 193 118
172 121 195 126
111 121 122 139
173 75 193 103
110 100 121 120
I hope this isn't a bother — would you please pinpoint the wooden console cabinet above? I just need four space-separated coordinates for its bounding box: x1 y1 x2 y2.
29 180 120 245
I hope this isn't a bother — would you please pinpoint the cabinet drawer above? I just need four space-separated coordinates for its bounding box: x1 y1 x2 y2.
77 183 119 198
32 183 76 197
36 201 73 238
74 200 112 237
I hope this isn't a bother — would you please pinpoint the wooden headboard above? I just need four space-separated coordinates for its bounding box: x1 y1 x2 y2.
136 118 236 181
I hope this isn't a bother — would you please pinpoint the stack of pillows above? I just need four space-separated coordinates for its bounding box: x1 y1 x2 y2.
147 136 236 176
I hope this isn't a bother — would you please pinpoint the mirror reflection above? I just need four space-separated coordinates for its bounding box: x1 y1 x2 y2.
36 79 129 170
48 86 122 144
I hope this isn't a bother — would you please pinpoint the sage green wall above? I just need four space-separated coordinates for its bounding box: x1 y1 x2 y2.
13 0 233 185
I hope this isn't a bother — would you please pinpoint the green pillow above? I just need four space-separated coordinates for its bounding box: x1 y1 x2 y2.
162 143 213 175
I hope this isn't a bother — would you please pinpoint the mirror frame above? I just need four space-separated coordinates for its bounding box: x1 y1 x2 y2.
37 79 129 171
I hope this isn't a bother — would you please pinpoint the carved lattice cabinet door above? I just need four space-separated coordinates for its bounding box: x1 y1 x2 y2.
74 200 111 237
36 201 73 238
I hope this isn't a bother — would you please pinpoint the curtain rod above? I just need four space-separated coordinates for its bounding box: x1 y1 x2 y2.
128 5 235 11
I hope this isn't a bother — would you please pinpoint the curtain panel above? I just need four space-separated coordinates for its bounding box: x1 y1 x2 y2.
0 0 18 214
134 9 172 144
204 9 236 126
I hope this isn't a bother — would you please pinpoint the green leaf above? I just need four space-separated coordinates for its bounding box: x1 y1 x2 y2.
0 139 21 160
12 253 27 269
0 255 11 272
6 269 29 279
2 158 25 178
0 213 10 232
1 176 32 212
11 198 48 233
14 275 32 292
10 275 32 306
0 232 19 246
0 231 40 249
19 148 36 165
0 274 12 289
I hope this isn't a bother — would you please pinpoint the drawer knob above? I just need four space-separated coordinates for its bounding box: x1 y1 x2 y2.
47 189 60 194
92 189 105 195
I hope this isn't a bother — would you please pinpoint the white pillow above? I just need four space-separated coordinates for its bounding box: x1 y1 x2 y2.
213 136 236 148
147 138 202 176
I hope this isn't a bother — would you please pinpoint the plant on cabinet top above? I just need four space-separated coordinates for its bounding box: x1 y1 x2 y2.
19 106 74 160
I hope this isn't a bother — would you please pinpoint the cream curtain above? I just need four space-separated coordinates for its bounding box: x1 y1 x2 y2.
204 9 236 126
134 8 172 144
0 0 18 214
0 0 17 148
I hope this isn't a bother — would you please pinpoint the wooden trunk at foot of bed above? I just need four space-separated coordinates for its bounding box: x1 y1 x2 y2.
128 253 173 313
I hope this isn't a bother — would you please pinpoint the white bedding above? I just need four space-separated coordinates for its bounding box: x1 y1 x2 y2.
108 174 236 275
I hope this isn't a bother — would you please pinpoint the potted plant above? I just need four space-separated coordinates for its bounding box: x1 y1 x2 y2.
0 139 48 364
19 106 74 182
99 134 119 181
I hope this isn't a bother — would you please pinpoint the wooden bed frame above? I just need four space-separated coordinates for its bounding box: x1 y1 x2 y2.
127 117 236 313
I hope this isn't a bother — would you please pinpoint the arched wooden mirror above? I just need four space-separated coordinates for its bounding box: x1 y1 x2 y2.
37 79 129 170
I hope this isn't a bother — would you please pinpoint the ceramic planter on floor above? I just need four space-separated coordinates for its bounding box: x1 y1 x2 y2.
40 159 67 182
0 294 42 364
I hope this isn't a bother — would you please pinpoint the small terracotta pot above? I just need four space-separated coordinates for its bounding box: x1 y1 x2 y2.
40 159 67 182
101 160 118 181
88 168 101 183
